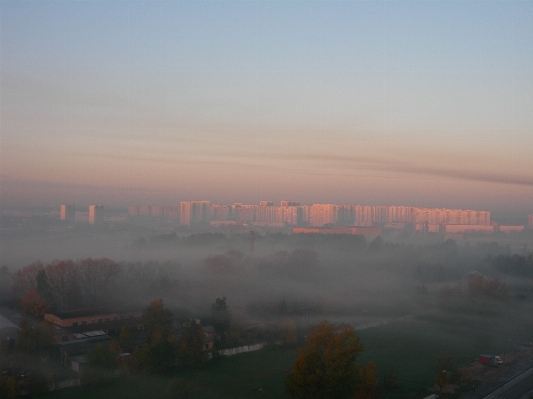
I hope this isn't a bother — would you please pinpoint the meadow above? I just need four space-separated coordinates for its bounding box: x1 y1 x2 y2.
42 307 533 399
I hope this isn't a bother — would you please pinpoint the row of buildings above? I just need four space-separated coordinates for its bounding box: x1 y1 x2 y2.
174 201 493 229
60 205 104 225
43 308 215 374
62 201 532 232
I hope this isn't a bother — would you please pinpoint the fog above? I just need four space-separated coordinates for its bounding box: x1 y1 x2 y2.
2 224 533 342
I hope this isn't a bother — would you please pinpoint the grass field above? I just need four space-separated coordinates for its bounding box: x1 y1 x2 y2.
45 349 295 399
42 305 532 399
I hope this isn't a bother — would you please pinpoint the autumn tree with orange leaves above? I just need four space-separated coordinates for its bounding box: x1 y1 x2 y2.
285 321 364 399
356 362 379 399
20 290 49 318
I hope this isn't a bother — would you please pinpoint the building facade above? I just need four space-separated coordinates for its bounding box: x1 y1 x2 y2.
60 204 75 223
180 200 211 225
88 205 104 225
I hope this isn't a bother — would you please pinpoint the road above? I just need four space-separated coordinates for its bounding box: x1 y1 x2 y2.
480 368 533 399
459 351 533 399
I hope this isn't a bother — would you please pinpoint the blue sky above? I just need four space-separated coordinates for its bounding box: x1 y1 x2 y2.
1 1 532 212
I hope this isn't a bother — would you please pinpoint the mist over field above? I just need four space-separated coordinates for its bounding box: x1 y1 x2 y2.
2 225 532 333
2 217 533 399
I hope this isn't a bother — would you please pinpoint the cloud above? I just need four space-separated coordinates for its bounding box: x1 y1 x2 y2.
0 176 170 193
224 152 533 187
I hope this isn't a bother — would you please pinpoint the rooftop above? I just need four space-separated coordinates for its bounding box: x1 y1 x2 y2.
48 308 142 320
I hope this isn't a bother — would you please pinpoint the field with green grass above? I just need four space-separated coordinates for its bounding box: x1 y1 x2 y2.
45 349 295 399
42 302 533 399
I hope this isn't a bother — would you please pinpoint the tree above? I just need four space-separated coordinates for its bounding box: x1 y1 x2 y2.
285 321 364 399
24 370 50 396
178 320 207 368
356 362 378 399
211 297 231 336
20 290 50 318
145 298 174 344
135 339 177 374
83 344 118 385
17 320 54 355
35 269 54 311
277 319 297 347
118 325 133 352
0 265 13 306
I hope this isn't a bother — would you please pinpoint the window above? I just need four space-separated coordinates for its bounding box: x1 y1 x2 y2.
98 319 103 323
72 322 78 327
105 318 110 323
82 321 87 325
114 317 118 321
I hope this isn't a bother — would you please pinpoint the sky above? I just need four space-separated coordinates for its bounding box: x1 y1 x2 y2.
1 1 532 213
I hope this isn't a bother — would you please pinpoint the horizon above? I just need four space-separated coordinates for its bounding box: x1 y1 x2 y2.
1 201 531 224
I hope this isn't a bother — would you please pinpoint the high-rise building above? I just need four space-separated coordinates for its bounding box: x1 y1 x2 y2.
256 205 283 224
180 201 211 225
387 206 415 223
280 200 300 207
353 205 373 226
412 208 490 226
88 205 104 225
282 206 301 225
60 204 75 223
310 204 336 227
210 204 231 221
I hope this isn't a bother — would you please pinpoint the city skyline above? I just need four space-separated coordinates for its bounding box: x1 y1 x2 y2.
1 1 532 213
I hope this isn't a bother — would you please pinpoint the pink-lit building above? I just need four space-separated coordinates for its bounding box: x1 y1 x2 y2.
310 204 336 226
60 204 75 223
210 204 231 220
233 204 256 222
413 208 490 226
180 200 210 225
88 205 104 225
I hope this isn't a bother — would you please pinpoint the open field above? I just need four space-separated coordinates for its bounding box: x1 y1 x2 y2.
38 302 533 399
44 349 295 399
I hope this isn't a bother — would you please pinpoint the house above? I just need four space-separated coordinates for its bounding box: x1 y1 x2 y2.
202 325 216 340
203 338 214 351
0 314 20 351
56 333 111 370
44 308 144 342
70 355 88 373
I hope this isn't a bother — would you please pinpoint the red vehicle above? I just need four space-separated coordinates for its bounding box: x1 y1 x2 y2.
479 354 499 367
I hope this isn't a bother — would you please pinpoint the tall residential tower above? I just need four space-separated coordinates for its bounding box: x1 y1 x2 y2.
88 205 104 225
60 204 75 223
